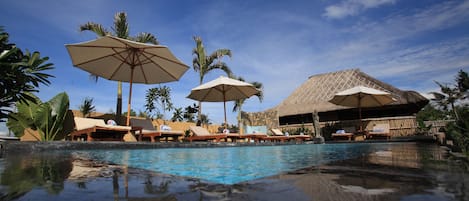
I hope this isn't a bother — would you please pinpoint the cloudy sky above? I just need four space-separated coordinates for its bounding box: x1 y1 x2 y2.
1 0 468 131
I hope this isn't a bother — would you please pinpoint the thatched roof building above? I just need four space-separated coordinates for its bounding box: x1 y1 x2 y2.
245 69 428 129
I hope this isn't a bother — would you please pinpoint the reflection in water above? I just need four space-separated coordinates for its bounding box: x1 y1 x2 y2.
0 153 73 201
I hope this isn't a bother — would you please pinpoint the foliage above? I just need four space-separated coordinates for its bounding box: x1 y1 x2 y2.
171 107 184 122
230 76 263 133
7 92 69 141
283 124 311 136
430 70 468 121
79 12 159 124
123 109 137 117
431 69 469 154
183 103 198 122
192 36 232 119
79 97 95 117
199 114 211 125
0 27 54 122
416 104 449 123
145 86 173 119
445 106 469 153
137 110 150 118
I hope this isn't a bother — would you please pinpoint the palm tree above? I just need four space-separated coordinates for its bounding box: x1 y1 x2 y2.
231 76 263 133
192 36 232 120
145 86 173 120
79 12 158 125
79 97 95 117
430 81 461 121
171 107 184 122
456 70 469 99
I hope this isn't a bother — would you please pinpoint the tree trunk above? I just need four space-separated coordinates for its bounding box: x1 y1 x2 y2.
116 81 123 125
237 104 243 134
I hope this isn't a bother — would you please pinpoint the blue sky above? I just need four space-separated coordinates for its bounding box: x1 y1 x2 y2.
1 0 469 132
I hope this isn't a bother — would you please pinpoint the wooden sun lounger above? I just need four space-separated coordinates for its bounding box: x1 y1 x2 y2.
367 124 391 140
331 127 356 141
70 117 133 141
130 118 183 142
260 128 298 142
225 133 269 142
187 126 226 142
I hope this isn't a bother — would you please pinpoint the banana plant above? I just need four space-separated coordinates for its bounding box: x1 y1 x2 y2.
7 92 69 141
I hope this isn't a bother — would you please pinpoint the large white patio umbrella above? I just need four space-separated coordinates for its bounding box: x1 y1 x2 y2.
66 36 189 126
187 76 260 127
329 86 396 130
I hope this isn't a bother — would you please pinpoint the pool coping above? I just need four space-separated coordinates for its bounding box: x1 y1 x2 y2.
0 141 317 154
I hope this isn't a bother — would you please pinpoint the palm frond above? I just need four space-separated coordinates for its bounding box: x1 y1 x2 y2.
208 62 233 77
113 12 129 38
79 22 109 36
208 49 232 62
134 32 158 44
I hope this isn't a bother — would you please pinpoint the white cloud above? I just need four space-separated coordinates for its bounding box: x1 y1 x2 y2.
324 0 396 19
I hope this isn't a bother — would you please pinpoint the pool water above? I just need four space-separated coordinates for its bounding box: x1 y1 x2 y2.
74 143 384 184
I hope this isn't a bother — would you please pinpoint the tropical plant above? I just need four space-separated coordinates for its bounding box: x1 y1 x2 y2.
171 107 184 122
79 12 158 125
231 76 263 133
137 110 150 118
430 81 462 120
192 36 232 120
123 109 137 117
145 86 173 119
456 70 469 99
7 92 69 141
0 27 54 122
183 103 198 122
431 70 469 154
199 114 211 126
79 97 95 117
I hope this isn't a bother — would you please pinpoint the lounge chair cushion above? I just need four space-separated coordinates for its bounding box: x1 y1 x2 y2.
271 128 284 136
371 124 389 133
189 126 211 136
130 118 156 130
74 117 131 131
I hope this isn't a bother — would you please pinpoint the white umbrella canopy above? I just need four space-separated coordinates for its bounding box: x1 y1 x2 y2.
329 86 395 108
66 36 189 125
187 76 260 126
329 86 396 130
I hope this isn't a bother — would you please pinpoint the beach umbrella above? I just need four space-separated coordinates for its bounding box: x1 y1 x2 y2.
66 36 189 126
329 86 395 130
187 76 260 127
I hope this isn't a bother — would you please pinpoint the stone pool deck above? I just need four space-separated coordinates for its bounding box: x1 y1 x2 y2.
0 141 314 154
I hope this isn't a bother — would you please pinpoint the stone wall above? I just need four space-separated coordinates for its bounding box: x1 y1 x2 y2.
243 108 279 130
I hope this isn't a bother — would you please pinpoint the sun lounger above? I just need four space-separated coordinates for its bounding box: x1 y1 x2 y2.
367 123 391 140
187 126 226 142
269 128 311 142
130 119 183 142
70 117 135 141
331 127 355 141
259 128 294 142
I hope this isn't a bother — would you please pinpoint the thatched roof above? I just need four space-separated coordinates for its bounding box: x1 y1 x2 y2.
274 69 428 117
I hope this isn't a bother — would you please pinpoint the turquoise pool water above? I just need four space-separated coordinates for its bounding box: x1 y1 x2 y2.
73 143 382 184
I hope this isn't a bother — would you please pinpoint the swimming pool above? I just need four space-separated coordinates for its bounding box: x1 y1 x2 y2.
72 143 385 184
1 142 467 201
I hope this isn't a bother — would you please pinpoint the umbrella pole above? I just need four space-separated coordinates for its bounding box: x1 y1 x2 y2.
223 87 227 129
126 68 134 126
358 94 362 131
